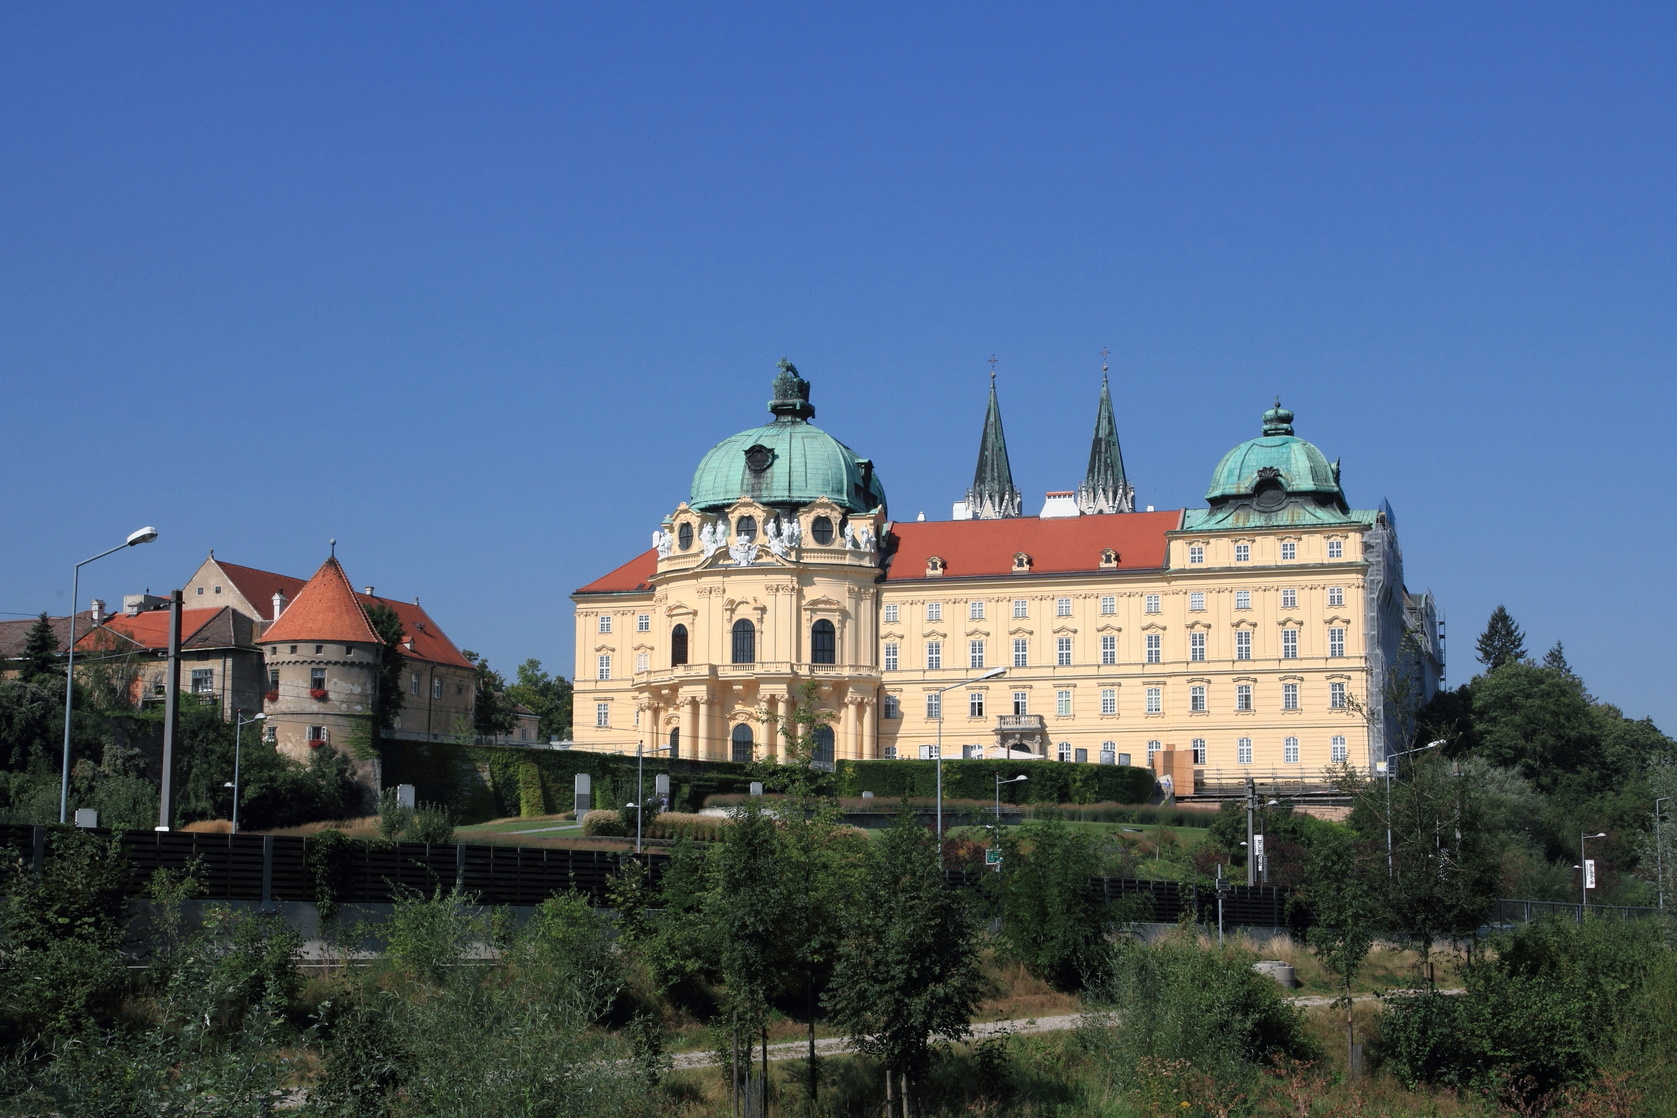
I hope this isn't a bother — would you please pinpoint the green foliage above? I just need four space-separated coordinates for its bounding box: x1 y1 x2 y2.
1475 603 1527 671
376 787 454 843
507 658 572 742
998 815 1126 990
516 757 546 817
304 828 358 924
834 756 1155 805
362 602 406 732
711 800 795 1035
19 613 60 684
1302 821 1380 1067
463 650 518 739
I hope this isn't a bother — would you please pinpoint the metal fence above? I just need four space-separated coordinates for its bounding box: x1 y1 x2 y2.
1489 897 1658 925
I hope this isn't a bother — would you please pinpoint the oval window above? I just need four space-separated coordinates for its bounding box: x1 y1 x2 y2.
736 516 757 541
811 516 834 545
678 522 693 550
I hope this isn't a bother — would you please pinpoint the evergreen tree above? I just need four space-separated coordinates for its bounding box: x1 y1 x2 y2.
19 614 60 684
1542 640 1572 676
462 651 517 739
362 603 405 730
1475 605 1527 671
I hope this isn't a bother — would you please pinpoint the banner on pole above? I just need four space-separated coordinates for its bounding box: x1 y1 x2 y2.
1584 859 1596 890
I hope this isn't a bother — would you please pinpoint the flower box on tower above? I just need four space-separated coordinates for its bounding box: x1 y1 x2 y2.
309 688 329 701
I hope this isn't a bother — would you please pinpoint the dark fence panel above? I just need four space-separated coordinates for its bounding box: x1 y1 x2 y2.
1490 897 1656 925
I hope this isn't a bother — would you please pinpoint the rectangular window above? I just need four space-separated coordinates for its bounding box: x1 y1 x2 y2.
1331 735 1348 763
597 654 612 681
926 602 942 622
1056 690 1072 716
409 672 420 695
884 603 899 623
598 615 612 634
1056 597 1072 617
1058 742 1072 762
1238 738 1253 765
1145 687 1162 714
1330 681 1347 709
1013 691 1029 716
1284 737 1300 764
927 693 941 720
1235 590 1251 610
1192 738 1207 764
1013 599 1028 618
1281 541 1297 560
1189 631 1206 662
1013 638 1029 667
635 652 650 673
1100 688 1117 715
1100 634 1117 665
1145 633 1161 663
191 668 214 694
969 640 986 670
636 614 650 632
1234 543 1250 562
1099 595 1116 615
1281 588 1298 609
883 694 900 718
1144 594 1161 614
969 600 985 620
926 641 942 670
595 703 609 728
432 677 443 699
1235 630 1252 660
969 692 985 717
1236 684 1253 711
1189 591 1205 611
1282 629 1299 659
883 643 899 671
1190 685 1207 712
1147 739 1161 763
268 669 279 692
1329 628 1346 657
1327 539 1344 559
1056 636 1072 666
1282 683 1299 710
311 668 326 691
1188 544 1205 564
1327 586 1345 607
264 725 276 744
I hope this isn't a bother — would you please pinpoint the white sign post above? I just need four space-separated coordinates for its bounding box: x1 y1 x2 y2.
1584 859 1596 891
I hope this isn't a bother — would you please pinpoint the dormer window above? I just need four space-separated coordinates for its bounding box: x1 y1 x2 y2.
1281 541 1297 560
735 516 757 541
1188 545 1205 565
1012 552 1032 572
926 556 945 578
1100 548 1118 567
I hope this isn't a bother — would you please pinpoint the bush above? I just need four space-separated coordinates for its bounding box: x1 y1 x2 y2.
999 816 1129 990
834 758 1155 805
582 809 626 837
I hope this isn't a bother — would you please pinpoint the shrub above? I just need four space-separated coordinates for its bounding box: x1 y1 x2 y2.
582 809 626 837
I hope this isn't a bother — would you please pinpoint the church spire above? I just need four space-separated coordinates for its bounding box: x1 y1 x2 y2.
965 360 1022 519
1077 353 1135 514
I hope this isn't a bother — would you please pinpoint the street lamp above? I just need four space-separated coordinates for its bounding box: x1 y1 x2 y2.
1382 739 1445 879
1580 831 1607 908
228 710 265 834
1656 798 1669 910
934 666 1006 857
994 773 1027 848
59 526 159 823
634 741 672 854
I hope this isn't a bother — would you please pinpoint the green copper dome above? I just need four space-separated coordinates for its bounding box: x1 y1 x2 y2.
688 362 887 516
1204 402 1345 508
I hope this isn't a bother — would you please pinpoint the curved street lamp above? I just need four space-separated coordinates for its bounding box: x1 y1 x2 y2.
934 666 1006 859
60 527 159 823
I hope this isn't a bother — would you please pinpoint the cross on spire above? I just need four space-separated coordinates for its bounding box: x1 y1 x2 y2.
987 354 997 382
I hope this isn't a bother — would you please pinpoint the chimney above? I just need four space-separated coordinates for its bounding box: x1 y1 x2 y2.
89 599 106 624
363 587 374 595
272 590 288 622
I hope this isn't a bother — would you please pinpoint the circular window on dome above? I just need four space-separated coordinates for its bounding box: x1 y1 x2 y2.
1253 478 1287 512
744 444 774 474
678 522 693 550
735 516 757 541
811 516 834 545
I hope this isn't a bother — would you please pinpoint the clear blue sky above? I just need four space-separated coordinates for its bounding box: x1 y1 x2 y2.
4 4 1673 730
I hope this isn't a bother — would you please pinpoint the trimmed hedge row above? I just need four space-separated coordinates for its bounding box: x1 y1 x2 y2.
833 758 1156 805
581 810 728 843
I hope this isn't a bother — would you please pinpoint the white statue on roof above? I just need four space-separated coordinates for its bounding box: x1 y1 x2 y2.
653 529 673 559
764 516 801 558
699 521 725 559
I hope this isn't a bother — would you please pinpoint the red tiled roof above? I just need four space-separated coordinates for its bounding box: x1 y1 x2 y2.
214 561 308 617
258 558 381 646
0 611 98 660
884 510 1182 580
575 549 658 595
76 608 225 652
355 594 474 670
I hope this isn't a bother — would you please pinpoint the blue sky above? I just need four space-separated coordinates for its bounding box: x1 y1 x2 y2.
3 4 1673 730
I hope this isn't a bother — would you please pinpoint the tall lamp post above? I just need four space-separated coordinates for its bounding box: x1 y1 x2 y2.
1580 831 1607 908
994 773 1027 846
1382 739 1445 878
934 666 1006 856
60 526 159 823
227 710 265 834
634 741 672 854
1655 798 1669 909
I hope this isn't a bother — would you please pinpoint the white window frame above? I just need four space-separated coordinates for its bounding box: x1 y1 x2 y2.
927 693 941 720
1331 735 1348 763
884 603 899 623
1056 690 1072 717
595 703 610 728
636 614 651 632
926 602 942 622
1056 636 1072 666
597 654 612 681
1013 691 1029 716
1281 541 1297 560
1284 737 1300 764
1190 685 1207 712
1012 637 1029 667
969 600 985 620
1234 543 1250 563
1235 630 1252 661
1327 587 1345 608
1327 539 1344 559
1188 544 1205 565
1145 687 1162 714
1282 682 1299 710
969 692 985 717
1100 634 1117 665
1281 588 1298 609
191 668 214 694
1013 599 1029 618
598 615 612 634
1099 595 1116 615
635 652 650 673
926 641 942 670
969 640 986 670
884 643 899 671
1189 591 1205 612
432 677 443 699
1329 628 1346 658
1056 597 1072 617
1235 590 1251 610
1236 684 1253 712
883 694 900 719
1145 633 1161 664
1189 631 1206 662
1330 681 1347 709
1100 688 1116 715
1237 737 1253 765
1147 739 1161 762
1144 594 1161 614
1282 629 1299 659
410 672 421 696
1191 738 1206 764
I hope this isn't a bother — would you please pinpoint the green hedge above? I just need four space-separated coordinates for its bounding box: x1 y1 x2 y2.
833 758 1156 806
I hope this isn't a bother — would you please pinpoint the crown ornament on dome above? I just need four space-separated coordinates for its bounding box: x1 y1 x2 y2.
768 358 815 421
1261 397 1295 437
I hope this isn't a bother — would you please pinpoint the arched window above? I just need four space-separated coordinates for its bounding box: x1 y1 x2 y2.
671 624 689 667
731 723 754 764
811 619 836 664
668 727 680 759
812 724 835 766
732 619 756 664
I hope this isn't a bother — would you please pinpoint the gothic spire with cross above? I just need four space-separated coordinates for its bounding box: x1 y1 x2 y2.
1077 349 1136 515
965 357 1022 519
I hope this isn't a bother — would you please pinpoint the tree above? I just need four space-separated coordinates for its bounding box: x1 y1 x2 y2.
506 658 572 741
19 613 60 685
1475 605 1526 672
998 814 1122 990
462 651 517 740
362 603 405 731
1542 640 1573 676
826 810 984 1116
1303 820 1381 1073
1470 663 1597 791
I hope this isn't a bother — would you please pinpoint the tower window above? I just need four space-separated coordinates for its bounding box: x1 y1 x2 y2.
811 619 836 664
731 620 756 664
311 668 326 691
671 624 689 666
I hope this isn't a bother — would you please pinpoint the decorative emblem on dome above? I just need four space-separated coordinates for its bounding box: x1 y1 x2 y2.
744 444 774 473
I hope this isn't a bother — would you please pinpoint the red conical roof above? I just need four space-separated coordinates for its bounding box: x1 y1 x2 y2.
258 557 381 645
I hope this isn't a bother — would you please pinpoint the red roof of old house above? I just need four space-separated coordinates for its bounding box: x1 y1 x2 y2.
214 560 309 616
258 558 381 646
883 510 1182 580
76 608 226 652
355 594 474 670
575 549 658 595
